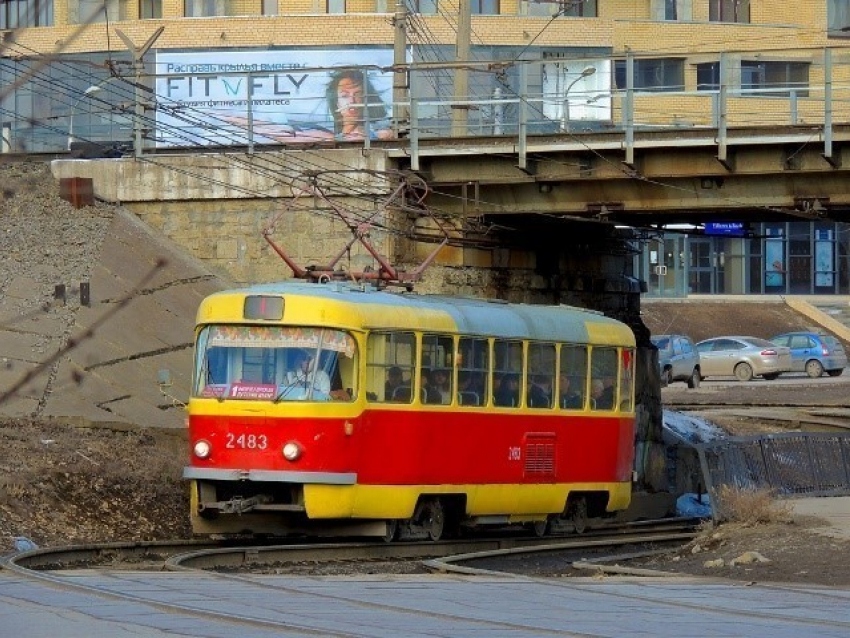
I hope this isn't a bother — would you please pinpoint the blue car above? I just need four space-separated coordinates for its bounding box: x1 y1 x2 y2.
770 332 847 378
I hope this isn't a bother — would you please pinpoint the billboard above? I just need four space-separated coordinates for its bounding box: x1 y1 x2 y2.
153 49 396 147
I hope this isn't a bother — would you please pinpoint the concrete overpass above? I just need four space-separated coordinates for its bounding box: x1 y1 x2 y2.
398 124 850 226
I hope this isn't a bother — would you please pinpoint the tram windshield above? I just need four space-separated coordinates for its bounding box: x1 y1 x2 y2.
193 325 358 402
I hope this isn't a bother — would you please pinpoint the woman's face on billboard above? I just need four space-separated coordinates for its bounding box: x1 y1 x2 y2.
336 77 364 121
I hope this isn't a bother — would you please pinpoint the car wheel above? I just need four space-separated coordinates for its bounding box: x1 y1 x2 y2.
827 369 844 377
663 368 673 386
805 359 824 378
687 368 700 389
734 362 754 382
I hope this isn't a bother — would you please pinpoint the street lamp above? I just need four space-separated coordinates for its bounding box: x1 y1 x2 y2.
562 66 596 133
67 81 111 151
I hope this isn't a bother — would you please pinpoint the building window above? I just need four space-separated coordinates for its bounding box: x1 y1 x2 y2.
139 0 161 18
525 0 559 17
828 0 850 36
696 62 720 91
664 0 677 19
406 0 437 13
471 0 498 13
764 224 786 291
70 0 126 22
615 58 684 92
185 0 232 17
263 0 276 14
562 0 596 16
740 61 809 98
709 0 749 23
1 0 53 26
327 0 344 12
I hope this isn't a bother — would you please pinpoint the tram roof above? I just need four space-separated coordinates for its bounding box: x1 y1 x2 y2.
202 281 635 345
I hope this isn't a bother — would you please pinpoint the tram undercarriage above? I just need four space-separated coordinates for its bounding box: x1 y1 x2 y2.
190 479 619 541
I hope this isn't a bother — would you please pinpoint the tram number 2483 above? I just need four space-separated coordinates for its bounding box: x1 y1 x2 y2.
508 446 522 461
226 433 269 450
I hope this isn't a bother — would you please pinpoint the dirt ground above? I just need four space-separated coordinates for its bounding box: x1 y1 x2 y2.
640 298 830 345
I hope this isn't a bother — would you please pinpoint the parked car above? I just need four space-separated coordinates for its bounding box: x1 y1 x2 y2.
650 334 701 388
695 336 792 382
769 331 847 378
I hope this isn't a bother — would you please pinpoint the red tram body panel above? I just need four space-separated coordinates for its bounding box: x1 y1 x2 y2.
185 282 637 538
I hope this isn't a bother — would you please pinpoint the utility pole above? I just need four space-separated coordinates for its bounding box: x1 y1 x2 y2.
452 0 471 137
393 0 408 137
115 27 164 158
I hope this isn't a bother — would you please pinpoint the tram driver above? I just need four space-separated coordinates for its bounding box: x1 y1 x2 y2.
285 349 331 397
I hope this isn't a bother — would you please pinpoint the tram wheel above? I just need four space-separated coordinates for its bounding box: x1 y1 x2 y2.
570 497 589 534
382 519 399 543
415 498 445 541
532 518 549 538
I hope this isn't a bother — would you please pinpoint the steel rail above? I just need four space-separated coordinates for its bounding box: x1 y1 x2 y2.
0 520 699 638
1 518 697 574
10 521 846 634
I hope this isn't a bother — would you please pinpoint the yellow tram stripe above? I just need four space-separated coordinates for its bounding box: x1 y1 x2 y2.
303 482 632 519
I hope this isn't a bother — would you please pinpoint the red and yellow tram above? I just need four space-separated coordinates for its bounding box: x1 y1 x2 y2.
185 282 636 539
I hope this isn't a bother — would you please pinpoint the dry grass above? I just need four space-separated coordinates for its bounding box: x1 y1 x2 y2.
715 485 794 526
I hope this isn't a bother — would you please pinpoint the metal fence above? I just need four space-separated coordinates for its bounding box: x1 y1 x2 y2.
697 432 850 518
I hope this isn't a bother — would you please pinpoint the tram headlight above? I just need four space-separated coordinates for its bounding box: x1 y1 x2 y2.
193 440 212 459
282 441 302 462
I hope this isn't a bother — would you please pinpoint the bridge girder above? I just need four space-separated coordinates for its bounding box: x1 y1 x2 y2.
413 131 850 226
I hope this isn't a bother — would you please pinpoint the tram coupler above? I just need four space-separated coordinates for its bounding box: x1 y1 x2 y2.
218 494 272 515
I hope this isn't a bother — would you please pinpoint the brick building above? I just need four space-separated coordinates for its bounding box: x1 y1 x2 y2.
3 1 850 295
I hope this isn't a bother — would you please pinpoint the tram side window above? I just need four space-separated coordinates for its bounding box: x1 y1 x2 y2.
493 339 523 407
527 343 555 409
619 348 635 412
366 332 416 403
559 344 588 410
590 347 619 411
421 334 454 404
458 337 489 406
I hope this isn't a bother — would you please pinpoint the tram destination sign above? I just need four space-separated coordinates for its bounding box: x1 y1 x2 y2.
704 222 747 237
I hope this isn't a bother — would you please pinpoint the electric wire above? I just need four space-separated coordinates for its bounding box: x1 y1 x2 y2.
3 14 848 240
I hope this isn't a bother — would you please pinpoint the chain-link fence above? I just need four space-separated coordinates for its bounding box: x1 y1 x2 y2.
697 432 850 519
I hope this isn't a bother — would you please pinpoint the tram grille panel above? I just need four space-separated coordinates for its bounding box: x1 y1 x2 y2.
525 434 556 477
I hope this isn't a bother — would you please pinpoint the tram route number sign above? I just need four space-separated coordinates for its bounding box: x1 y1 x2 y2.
704 222 747 237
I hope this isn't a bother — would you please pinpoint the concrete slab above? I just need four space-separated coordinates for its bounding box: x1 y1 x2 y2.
10 312 67 338
0 332 44 363
4 568 850 638
0 207 225 427
791 496 850 540
2 276 43 300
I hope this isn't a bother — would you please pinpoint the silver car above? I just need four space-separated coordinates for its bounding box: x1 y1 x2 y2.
695 336 792 382
651 334 701 388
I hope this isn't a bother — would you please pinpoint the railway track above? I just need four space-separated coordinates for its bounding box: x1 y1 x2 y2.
6 518 850 637
4 518 698 574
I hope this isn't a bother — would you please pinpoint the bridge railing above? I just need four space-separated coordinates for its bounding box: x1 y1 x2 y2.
11 48 850 156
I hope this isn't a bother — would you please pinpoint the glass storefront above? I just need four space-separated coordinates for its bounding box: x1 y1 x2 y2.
636 221 850 297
